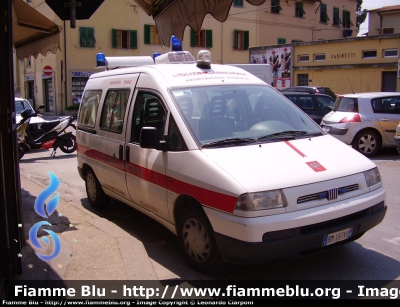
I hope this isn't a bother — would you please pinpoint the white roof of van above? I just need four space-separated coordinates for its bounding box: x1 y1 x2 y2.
89 63 267 88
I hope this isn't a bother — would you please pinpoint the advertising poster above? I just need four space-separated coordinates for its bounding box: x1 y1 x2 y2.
265 47 292 90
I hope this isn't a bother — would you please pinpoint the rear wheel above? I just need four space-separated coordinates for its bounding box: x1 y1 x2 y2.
59 135 76 153
177 206 223 272
352 130 380 157
85 169 109 209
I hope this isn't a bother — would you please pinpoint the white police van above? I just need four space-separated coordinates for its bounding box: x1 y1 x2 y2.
76 37 386 271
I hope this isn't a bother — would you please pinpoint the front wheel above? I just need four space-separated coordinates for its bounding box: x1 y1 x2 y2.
177 206 223 272
85 169 109 209
352 130 380 157
59 135 76 153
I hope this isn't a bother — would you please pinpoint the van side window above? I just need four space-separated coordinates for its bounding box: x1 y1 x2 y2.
168 116 188 151
131 92 166 143
78 90 102 127
100 89 130 133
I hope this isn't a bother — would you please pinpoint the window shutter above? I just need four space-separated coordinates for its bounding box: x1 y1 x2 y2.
130 30 137 49
190 29 196 47
112 29 117 48
244 31 249 50
205 30 212 48
144 24 150 44
233 30 238 49
79 27 84 47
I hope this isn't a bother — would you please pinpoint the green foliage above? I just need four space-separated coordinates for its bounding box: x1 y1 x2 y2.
356 0 367 34
65 104 80 111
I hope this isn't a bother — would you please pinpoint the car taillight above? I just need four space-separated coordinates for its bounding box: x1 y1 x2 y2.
339 113 361 123
315 89 320 93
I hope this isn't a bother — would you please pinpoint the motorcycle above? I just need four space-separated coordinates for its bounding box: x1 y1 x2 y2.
17 108 77 159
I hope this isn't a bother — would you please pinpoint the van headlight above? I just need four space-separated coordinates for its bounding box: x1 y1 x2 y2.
364 167 381 187
235 190 287 211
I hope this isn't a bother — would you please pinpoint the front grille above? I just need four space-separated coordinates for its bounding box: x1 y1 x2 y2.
297 184 358 204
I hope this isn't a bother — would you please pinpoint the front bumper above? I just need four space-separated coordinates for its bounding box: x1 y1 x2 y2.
214 201 386 265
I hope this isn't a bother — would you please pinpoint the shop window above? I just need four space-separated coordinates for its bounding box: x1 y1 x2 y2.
320 4 330 23
233 0 244 7
333 7 341 25
298 54 309 62
277 38 286 44
112 29 137 49
271 0 282 14
100 89 130 133
72 77 88 102
144 24 162 45
298 74 308 86
295 2 306 18
190 29 213 48
342 10 353 28
233 30 249 50
78 90 102 128
80 27 96 48
314 54 326 61
362 50 377 59
383 49 398 58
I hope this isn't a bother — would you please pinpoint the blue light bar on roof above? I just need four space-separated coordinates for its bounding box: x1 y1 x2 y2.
171 36 183 52
96 53 107 67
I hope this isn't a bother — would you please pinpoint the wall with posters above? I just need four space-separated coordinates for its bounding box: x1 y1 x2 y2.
250 47 292 90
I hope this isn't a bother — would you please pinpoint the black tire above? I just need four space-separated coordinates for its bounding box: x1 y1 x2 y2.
177 206 223 272
18 143 26 160
351 130 380 157
85 169 109 209
59 135 76 154
397 147 400 155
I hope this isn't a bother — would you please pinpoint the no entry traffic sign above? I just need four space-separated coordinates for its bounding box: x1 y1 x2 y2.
43 66 53 76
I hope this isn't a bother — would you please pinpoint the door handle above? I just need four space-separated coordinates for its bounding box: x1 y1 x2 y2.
119 145 123 160
380 118 390 122
125 146 130 163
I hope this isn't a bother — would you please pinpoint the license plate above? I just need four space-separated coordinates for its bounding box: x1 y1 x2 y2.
321 125 331 133
322 227 353 246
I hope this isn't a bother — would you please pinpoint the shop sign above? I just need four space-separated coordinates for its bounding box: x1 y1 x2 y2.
72 71 96 77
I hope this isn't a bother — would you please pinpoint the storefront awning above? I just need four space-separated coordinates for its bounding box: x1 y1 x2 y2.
134 0 266 47
12 0 62 61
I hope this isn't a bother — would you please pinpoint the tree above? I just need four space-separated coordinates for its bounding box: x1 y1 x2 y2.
356 0 367 34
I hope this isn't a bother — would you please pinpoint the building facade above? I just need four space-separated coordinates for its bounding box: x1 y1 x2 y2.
15 0 358 115
249 33 400 93
366 5 400 36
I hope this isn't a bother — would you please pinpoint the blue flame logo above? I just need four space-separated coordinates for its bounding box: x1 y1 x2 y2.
29 171 62 261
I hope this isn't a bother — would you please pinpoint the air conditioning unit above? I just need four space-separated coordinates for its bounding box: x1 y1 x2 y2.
343 29 353 37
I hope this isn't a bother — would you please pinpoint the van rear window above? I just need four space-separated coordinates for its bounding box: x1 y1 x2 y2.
78 90 102 127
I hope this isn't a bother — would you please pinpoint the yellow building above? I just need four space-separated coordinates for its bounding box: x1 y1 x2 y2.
249 33 400 93
15 0 358 115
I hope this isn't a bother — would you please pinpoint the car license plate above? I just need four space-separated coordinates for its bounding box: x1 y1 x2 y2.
322 227 353 246
321 125 331 133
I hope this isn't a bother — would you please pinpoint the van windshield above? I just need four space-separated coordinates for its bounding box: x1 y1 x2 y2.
171 85 323 146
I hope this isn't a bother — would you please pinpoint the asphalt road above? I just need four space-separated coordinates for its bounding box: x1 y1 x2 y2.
17 132 400 281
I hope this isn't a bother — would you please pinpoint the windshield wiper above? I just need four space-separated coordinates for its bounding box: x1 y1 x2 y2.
202 137 254 148
256 130 308 141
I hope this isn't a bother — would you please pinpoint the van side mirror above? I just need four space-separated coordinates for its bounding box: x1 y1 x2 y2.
139 127 166 151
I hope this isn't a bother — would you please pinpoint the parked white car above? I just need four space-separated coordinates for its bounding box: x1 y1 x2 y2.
321 92 400 157
15 98 45 138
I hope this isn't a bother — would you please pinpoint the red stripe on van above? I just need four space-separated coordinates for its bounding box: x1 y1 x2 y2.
284 140 307 157
77 143 237 213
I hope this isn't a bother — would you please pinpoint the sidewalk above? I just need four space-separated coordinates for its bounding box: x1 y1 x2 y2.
15 174 160 281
